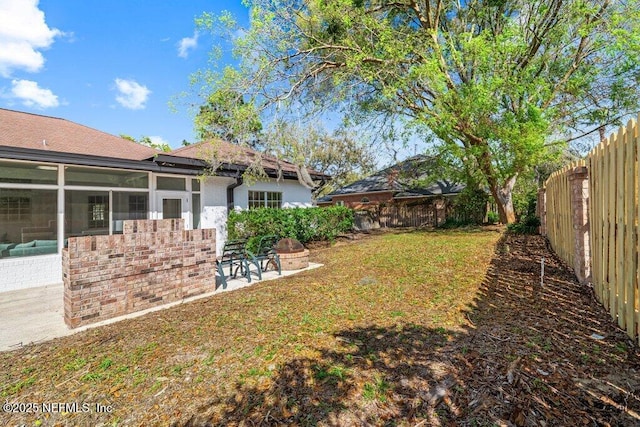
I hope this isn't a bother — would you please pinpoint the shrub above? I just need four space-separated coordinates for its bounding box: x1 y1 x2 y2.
507 214 541 234
227 206 354 247
486 211 500 224
450 187 489 225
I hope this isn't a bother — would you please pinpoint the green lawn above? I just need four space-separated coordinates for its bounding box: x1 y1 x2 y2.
0 229 501 426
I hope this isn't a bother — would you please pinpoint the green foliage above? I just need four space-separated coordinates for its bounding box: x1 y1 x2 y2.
486 211 500 224
263 121 376 196
195 85 263 146
507 214 541 235
451 187 489 225
121 134 172 152
227 206 354 248
194 0 640 223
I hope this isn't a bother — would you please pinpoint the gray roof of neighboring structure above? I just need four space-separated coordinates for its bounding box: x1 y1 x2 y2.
318 155 464 202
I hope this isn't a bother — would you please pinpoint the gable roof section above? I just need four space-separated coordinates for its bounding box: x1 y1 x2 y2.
0 108 160 161
0 108 329 181
322 155 463 201
169 140 328 180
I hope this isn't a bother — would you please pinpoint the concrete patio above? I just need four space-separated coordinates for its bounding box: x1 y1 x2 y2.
0 263 321 352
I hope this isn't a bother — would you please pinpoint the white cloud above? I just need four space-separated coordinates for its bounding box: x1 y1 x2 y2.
177 32 198 58
149 136 169 147
0 0 62 77
11 79 59 108
114 78 150 110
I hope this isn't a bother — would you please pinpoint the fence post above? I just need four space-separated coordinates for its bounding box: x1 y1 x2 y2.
537 188 546 236
569 166 591 284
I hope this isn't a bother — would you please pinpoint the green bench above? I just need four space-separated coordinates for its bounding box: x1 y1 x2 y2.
216 239 256 289
215 236 282 289
246 235 282 277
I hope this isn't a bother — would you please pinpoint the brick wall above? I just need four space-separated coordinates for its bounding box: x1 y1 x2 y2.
63 219 216 328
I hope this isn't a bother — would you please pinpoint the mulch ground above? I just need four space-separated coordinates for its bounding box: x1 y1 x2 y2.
444 233 640 426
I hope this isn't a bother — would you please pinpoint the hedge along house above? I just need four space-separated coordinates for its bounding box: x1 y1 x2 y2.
0 108 327 292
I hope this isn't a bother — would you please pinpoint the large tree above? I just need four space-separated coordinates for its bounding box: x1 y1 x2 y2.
198 0 640 223
262 120 376 195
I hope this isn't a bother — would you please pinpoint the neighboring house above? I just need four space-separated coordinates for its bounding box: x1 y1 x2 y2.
317 155 464 209
0 108 326 292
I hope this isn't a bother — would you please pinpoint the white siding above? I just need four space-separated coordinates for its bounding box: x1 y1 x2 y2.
0 255 62 292
200 176 235 255
199 177 313 255
234 179 313 209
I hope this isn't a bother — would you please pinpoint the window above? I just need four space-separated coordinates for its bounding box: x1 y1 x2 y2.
0 196 31 221
112 192 148 233
335 200 345 207
0 161 57 185
266 191 282 208
361 197 370 204
65 166 148 188
157 176 185 191
0 189 57 256
192 194 201 229
248 191 282 209
248 191 265 208
128 195 148 219
192 179 201 229
65 191 109 237
88 195 108 229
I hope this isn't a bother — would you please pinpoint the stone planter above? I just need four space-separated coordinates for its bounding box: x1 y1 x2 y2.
277 249 309 271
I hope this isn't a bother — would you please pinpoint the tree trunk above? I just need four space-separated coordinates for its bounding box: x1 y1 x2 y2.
490 175 517 224
461 134 517 224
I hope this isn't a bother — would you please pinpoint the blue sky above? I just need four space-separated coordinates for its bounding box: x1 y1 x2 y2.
0 0 248 149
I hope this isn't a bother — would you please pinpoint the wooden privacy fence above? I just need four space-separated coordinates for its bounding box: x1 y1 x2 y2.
542 115 640 343
353 198 452 230
544 160 587 275
379 204 438 228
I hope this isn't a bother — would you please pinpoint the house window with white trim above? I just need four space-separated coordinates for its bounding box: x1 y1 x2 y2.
248 191 282 209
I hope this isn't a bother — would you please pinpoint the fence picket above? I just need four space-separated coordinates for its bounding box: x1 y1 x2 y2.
617 126 626 329
636 114 640 344
544 118 640 342
608 132 618 321
624 120 636 338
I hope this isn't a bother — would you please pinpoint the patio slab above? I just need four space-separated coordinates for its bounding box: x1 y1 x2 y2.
0 263 321 352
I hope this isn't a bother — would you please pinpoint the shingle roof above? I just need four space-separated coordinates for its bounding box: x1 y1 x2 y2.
322 155 464 200
0 108 329 181
0 108 160 161
170 140 327 179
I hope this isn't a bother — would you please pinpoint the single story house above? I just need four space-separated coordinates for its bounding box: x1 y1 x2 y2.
317 155 464 229
0 108 326 292
317 155 464 209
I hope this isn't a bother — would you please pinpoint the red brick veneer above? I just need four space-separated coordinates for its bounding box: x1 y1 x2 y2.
278 249 310 271
63 219 216 328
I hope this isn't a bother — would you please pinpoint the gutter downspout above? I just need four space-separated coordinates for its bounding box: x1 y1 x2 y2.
226 177 243 213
